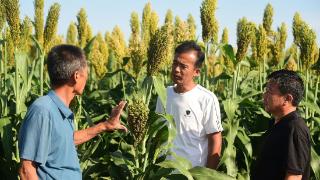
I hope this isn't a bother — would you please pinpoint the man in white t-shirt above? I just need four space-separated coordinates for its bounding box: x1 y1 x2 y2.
156 41 223 169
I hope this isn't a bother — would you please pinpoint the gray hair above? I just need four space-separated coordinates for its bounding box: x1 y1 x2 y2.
47 44 87 87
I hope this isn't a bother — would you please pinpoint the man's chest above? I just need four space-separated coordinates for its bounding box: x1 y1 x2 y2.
262 127 290 158
166 97 205 134
50 111 75 152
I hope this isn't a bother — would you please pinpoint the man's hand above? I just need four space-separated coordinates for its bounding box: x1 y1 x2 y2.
101 100 127 132
19 159 38 180
74 101 127 145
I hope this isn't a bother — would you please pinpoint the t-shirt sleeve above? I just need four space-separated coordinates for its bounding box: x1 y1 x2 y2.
155 96 165 113
19 104 52 165
203 95 223 134
286 126 310 175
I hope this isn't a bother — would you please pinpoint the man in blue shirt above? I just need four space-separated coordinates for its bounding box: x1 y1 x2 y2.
18 45 127 179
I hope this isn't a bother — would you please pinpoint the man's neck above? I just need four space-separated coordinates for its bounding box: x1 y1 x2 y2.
53 86 76 107
174 82 197 93
274 107 297 124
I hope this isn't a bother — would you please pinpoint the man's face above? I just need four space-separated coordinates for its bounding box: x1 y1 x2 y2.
171 51 200 87
263 81 286 115
74 66 88 95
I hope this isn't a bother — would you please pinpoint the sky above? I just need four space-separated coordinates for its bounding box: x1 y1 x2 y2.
19 0 320 47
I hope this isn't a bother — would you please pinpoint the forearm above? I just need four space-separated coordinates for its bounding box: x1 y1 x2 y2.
19 160 38 180
285 173 302 180
74 123 105 145
206 132 222 169
206 153 220 169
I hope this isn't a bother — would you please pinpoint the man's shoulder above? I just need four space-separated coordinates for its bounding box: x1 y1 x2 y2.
165 85 219 102
28 95 54 112
286 112 310 136
22 95 55 126
166 86 175 96
166 86 174 91
292 116 309 133
194 85 218 101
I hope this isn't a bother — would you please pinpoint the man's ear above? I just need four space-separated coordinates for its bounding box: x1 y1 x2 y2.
194 68 200 77
73 71 80 83
284 94 294 105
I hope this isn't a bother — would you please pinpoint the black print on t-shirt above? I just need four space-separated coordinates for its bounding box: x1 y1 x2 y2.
184 110 192 118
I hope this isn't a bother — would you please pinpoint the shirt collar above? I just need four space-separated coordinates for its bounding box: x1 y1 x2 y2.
47 90 74 120
271 110 299 127
279 110 298 122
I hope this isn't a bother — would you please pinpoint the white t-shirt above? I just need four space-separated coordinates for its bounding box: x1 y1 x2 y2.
155 84 223 167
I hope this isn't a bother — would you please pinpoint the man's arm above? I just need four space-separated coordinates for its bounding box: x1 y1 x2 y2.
19 159 38 180
285 173 302 180
74 101 127 145
206 131 222 169
285 125 310 180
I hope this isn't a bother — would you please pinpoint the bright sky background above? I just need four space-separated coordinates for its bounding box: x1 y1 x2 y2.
20 0 320 47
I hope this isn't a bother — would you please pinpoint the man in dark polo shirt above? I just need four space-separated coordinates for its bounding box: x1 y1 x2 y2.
252 70 311 180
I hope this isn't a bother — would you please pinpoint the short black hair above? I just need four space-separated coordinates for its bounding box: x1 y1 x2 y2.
267 69 304 106
174 40 205 68
47 44 87 87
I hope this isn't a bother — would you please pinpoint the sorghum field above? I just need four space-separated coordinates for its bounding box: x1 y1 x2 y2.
0 0 319 179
